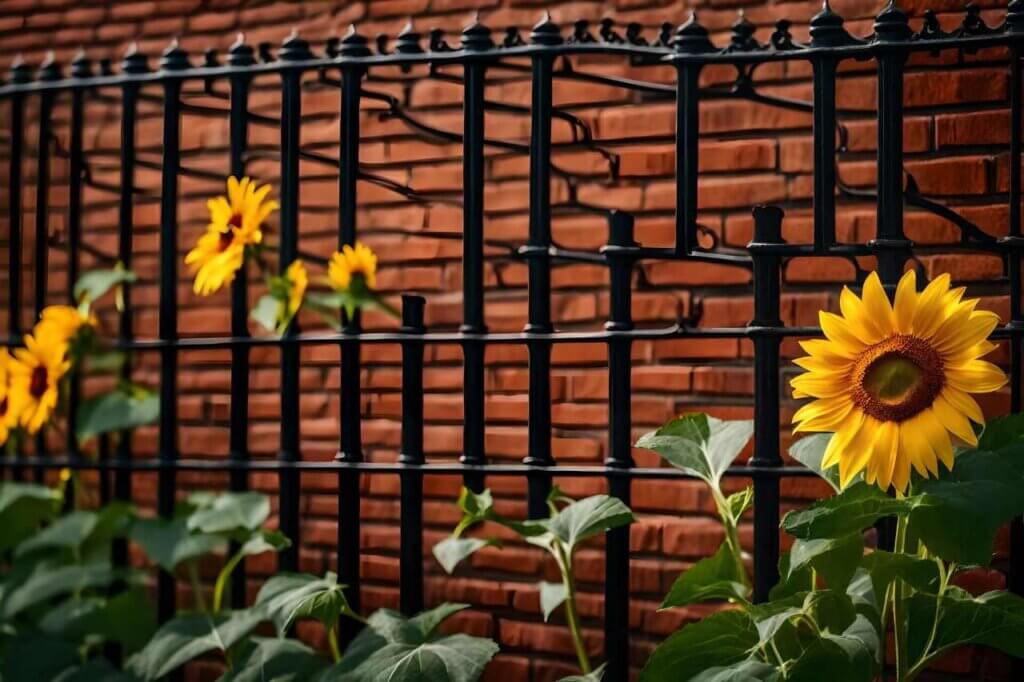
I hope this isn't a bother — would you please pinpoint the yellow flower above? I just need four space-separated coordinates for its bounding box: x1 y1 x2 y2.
34 305 96 345
278 259 307 332
185 176 277 296
0 349 18 445
328 242 377 292
9 331 71 435
791 270 1006 493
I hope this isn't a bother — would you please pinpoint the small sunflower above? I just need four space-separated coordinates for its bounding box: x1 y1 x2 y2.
185 176 277 296
791 270 1006 493
0 349 17 445
328 242 378 293
277 259 307 333
9 331 71 435
34 304 96 345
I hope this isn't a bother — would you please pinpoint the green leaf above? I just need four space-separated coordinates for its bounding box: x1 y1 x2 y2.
254 572 359 635
539 581 567 622
337 633 499 682
53 658 141 682
639 610 759 682
789 433 842 492
726 487 754 522
76 386 159 445
977 413 1024 451
781 483 917 540
858 551 939 602
786 614 878 682
130 517 227 573
660 542 749 609
17 503 134 559
1 635 80 682
42 588 157 654
222 637 328 682
787 532 863 591
432 537 494 574
770 551 813 601
187 492 271 537
74 267 137 304
543 494 634 553
251 294 282 334
2 560 120 618
687 660 779 681
127 610 263 680
635 414 753 487
0 482 61 552
907 587 1024 664
908 447 1024 565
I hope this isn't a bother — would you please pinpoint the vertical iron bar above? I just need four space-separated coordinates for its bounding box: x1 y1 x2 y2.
276 34 309 572
227 36 254 610
811 57 837 249
602 210 636 681
749 206 784 602
336 58 364 642
114 47 146 576
523 47 554 519
675 63 701 255
32 61 57 483
460 55 487 493
399 294 426 616
5 60 28 482
66 54 89 498
157 47 186 623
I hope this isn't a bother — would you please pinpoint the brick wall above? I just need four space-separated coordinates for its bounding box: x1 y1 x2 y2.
0 0 1018 680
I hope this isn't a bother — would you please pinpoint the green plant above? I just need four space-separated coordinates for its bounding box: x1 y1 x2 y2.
434 486 634 680
636 413 1024 681
0 484 499 681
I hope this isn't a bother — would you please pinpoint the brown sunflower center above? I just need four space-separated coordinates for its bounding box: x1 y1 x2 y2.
851 334 944 422
29 366 48 399
219 213 243 251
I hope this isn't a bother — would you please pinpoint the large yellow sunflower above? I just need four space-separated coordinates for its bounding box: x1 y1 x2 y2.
8 331 71 435
185 176 277 296
791 270 1006 493
328 242 378 292
0 349 17 445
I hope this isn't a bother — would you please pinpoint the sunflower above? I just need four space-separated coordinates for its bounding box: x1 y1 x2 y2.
0 349 17 445
791 270 1006 493
328 242 377 293
33 304 96 345
8 331 71 435
185 176 277 296
277 259 307 333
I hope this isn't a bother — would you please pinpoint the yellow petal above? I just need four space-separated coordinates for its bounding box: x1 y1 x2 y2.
945 360 1008 394
860 272 895 338
932 394 979 447
940 386 984 424
819 311 868 356
893 270 917 334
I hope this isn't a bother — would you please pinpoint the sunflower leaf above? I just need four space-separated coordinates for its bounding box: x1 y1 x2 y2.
781 483 918 541
76 386 159 445
74 267 137 305
789 433 842 492
635 414 753 488
660 542 749 609
787 532 863 591
639 610 760 682
907 587 1024 664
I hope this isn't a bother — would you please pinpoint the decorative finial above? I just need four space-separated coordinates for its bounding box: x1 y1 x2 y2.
122 42 149 74
38 50 61 81
1009 0 1024 33
9 54 32 83
340 24 371 57
161 38 190 70
71 48 92 78
461 12 493 51
873 0 911 42
809 0 850 46
279 28 312 60
396 20 422 54
673 11 715 53
531 11 561 45
729 10 759 51
228 33 256 66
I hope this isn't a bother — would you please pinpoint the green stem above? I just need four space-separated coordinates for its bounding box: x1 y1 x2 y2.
712 489 749 588
188 561 208 613
892 515 909 682
212 551 246 614
556 544 591 675
328 625 342 663
906 558 951 681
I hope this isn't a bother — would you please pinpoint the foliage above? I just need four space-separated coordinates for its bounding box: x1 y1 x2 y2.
0 484 497 682
435 486 633 678
639 413 1024 682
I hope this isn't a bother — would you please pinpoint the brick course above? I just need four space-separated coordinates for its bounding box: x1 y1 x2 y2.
0 0 1019 680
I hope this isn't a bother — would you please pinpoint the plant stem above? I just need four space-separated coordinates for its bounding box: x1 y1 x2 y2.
712 488 749 587
892 515 909 682
556 545 591 674
328 625 342 663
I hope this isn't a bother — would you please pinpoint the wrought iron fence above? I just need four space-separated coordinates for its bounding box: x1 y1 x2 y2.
2 1 1024 677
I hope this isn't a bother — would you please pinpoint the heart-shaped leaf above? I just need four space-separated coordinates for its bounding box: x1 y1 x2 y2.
782 483 918 541
187 492 270 537
543 494 634 553
76 387 159 445
221 637 328 682
539 581 568 622
0 482 61 552
2 560 121 618
432 537 495 574
660 542 749 609
639 610 759 682
789 433 842 492
254 572 358 635
127 610 263 680
635 414 753 488
130 517 226 573
907 587 1024 664
336 633 498 682
787 532 863 591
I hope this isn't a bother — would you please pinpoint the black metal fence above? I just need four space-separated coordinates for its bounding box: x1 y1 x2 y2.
2 2 1024 678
